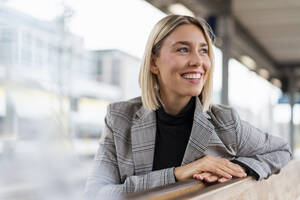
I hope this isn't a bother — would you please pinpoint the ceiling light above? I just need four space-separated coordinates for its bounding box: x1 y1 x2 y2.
271 78 282 88
239 55 256 70
258 68 270 80
168 3 195 17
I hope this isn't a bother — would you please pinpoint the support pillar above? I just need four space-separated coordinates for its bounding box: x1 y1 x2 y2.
288 70 295 155
217 1 234 106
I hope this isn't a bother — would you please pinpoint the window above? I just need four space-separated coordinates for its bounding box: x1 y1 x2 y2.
21 33 32 65
97 59 103 75
111 59 120 86
35 38 43 65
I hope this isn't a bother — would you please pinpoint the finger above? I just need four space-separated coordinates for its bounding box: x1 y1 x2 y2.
234 165 247 177
193 172 212 180
235 164 247 174
199 172 212 179
219 165 247 178
224 160 247 174
216 159 247 178
214 168 232 179
218 177 230 183
204 175 219 183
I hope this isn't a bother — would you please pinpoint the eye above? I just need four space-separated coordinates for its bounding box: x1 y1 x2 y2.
176 47 188 53
199 48 208 54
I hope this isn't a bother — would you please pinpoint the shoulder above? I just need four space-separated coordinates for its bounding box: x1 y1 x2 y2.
207 104 241 127
106 96 143 123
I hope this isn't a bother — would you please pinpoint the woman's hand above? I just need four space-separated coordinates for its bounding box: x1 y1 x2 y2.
193 172 234 183
193 172 229 183
193 162 246 183
193 163 246 183
174 155 247 181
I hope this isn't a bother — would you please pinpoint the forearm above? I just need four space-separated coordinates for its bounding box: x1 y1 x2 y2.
84 162 176 199
121 167 176 193
234 115 292 180
234 149 291 180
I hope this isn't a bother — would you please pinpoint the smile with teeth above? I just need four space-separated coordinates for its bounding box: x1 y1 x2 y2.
182 73 202 79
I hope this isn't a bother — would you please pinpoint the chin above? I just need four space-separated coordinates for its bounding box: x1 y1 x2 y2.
186 91 202 97
191 88 203 96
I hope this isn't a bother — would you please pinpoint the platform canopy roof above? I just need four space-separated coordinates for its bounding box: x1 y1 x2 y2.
145 0 300 92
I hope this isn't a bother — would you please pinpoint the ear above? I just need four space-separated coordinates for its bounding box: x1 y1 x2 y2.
150 55 159 75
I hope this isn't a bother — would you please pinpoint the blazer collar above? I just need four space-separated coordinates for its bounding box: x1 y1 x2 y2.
131 97 214 175
131 105 156 175
181 97 214 165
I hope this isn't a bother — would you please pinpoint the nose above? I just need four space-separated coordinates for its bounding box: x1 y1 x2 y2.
188 51 203 67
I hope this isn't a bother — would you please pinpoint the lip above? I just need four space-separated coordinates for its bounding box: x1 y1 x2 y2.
181 71 204 76
181 71 203 84
182 77 202 84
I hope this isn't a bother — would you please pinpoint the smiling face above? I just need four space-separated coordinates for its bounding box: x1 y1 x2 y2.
150 24 212 102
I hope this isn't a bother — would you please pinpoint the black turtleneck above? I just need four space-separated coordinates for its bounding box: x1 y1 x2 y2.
152 97 195 171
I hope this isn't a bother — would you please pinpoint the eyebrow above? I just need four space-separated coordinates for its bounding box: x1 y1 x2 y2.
172 41 208 47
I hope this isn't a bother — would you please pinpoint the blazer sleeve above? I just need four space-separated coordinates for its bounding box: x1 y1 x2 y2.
84 110 176 199
231 108 292 180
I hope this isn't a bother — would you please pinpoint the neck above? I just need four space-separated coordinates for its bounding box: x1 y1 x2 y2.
160 94 192 115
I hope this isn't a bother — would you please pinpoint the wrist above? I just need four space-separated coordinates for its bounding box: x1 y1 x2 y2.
174 166 184 181
174 165 191 181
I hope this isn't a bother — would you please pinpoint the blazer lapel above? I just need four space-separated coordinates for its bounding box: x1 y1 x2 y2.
131 107 156 175
181 97 215 165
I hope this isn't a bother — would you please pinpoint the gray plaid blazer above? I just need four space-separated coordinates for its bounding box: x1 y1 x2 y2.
84 96 291 199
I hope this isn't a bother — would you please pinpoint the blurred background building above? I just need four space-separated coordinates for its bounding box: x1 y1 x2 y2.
0 5 141 141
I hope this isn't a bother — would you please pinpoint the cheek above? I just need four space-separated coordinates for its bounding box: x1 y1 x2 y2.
203 59 212 82
204 57 212 72
159 58 180 77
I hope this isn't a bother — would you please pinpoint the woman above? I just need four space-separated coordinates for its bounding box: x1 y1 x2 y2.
84 15 291 199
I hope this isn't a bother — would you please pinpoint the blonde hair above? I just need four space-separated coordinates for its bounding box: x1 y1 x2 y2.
138 15 215 112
